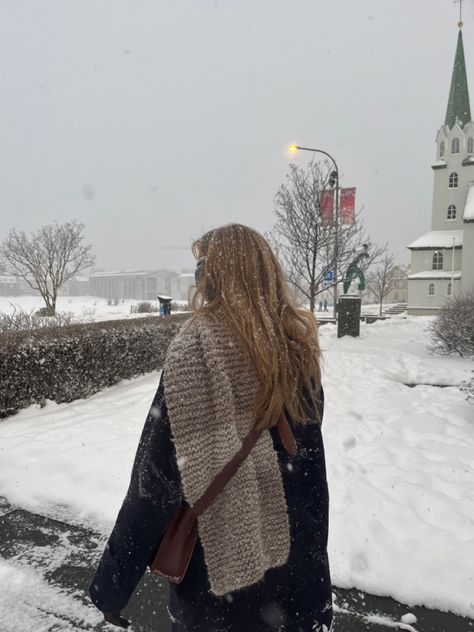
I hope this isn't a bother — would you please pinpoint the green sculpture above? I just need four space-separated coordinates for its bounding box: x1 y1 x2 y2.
343 244 370 294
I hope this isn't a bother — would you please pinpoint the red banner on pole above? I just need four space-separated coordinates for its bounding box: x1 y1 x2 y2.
340 187 356 224
320 190 334 225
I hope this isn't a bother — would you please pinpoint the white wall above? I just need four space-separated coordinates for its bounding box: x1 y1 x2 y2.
407 278 461 314
432 123 474 231
461 223 474 291
410 247 462 273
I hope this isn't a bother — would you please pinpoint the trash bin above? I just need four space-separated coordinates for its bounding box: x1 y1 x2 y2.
157 295 173 317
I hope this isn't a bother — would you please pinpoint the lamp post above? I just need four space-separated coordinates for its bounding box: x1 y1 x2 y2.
450 236 456 299
288 145 340 320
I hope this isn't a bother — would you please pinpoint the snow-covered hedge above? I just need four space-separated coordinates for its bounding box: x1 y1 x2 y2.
0 313 190 419
461 371 474 402
429 292 474 358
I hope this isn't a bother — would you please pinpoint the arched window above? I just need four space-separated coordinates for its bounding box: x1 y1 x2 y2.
439 141 445 158
447 283 452 296
451 137 460 154
428 283 435 296
468 137 474 154
432 251 443 270
449 172 459 188
447 204 457 220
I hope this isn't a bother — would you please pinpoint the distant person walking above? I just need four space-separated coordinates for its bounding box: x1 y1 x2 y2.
324 298 328 312
89 224 333 632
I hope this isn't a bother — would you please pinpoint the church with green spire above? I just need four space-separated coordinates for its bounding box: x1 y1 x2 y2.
407 23 474 314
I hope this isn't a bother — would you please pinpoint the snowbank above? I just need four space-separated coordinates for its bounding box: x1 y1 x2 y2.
319 316 473 618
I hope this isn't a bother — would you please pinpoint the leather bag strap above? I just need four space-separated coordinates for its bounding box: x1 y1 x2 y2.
191 416 295 518
277 414 297 457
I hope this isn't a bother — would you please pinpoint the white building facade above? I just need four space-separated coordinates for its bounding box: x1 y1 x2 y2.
407 26 474 315
89 269 195 302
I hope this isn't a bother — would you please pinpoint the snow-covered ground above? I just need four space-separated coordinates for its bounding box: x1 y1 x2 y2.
0 294 395 323
0 295 189 322
0 558 102 631
319 316 473 619
0 314 472 619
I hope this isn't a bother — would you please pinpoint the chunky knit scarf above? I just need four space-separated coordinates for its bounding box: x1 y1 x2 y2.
163 311 291 596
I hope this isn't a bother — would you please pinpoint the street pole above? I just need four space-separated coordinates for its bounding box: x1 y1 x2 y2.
450 236 455 299
288 145 339 320
333 174 339 321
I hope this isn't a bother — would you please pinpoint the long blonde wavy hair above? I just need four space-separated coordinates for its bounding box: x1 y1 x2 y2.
190 223 322 430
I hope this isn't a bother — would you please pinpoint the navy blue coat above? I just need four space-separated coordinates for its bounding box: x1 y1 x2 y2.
90 375 333 632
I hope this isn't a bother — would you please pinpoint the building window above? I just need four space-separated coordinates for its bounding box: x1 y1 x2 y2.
451 137 460 154
439 141 445 158
428 283 435 296
447 282 452 296
468 137 474 154
449 172 458 188
432 251 443 270
447 204 457 220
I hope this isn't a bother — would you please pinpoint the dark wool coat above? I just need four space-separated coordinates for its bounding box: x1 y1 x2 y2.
89 374 333 632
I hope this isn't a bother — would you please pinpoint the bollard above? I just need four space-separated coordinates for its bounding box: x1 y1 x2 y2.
337 296 361 338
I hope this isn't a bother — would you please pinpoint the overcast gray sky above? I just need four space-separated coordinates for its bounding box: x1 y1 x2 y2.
1 0 473 272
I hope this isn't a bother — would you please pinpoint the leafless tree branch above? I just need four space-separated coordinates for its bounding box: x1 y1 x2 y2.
271 160 383 311
366 252 399 315
0 220 95 315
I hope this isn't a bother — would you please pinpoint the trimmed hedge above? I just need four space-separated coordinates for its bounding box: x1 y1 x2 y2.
0 313 190 419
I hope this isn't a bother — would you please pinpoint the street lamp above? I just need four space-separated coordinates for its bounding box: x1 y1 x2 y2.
288 144 340 320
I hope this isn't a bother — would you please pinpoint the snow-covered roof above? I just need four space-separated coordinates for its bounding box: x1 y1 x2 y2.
463 182 474 221
89 270 147 277
408 270 462 280
407 230 463 249
89 269 175 278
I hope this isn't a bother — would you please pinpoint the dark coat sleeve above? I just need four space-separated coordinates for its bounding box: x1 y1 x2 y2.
89 373 182 613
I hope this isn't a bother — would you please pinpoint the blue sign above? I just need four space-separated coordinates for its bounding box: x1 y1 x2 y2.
325 271 333 281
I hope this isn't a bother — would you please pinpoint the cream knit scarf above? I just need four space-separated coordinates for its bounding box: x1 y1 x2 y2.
163 311 291 596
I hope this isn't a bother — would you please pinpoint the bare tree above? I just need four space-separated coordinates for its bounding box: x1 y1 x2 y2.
0 220 95 315
272 160 384 311
366 253 400 316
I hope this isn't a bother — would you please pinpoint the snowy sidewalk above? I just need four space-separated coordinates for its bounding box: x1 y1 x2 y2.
2 496 473 632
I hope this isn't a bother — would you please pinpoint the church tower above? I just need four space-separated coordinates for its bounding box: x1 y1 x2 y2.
407 19 474 315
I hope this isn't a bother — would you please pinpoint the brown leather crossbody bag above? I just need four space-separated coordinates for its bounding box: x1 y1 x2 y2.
149 415 296 584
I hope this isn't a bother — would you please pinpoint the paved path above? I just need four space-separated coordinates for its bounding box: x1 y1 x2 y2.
0 498 472 632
